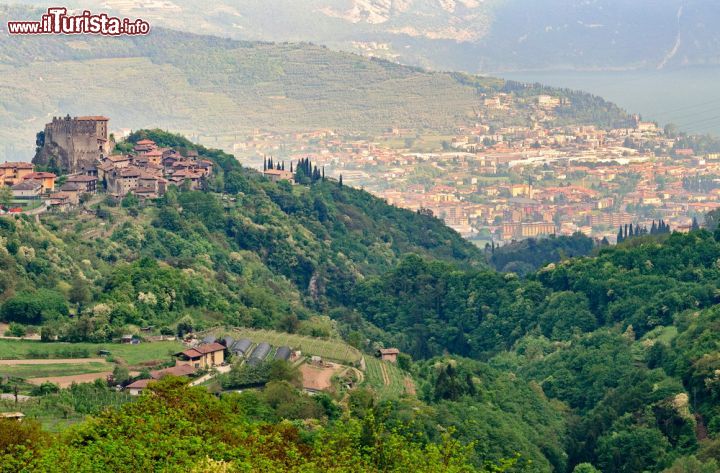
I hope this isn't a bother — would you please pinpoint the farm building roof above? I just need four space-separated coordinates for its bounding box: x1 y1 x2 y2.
231 338 252 354
275 346 291 361
250 342 271 361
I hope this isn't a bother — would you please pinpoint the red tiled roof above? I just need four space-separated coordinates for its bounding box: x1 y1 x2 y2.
194 342 225 354
126 378 152 389
77 116 109 121
137 139 156 145
150 364 196 379
0 162 33 169
66 175 97 182
23 172 56 179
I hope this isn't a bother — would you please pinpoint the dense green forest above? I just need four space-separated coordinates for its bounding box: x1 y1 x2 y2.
2 130 720 471
487 233 596 274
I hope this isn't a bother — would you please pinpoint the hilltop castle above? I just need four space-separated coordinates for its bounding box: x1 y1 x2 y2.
33 115 112 173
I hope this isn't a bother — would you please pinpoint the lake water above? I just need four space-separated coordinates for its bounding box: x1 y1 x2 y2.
503 67 720 136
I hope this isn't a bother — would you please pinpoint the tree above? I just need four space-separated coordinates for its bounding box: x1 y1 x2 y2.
277 314 299 334
596 425 670 473
692 217 700 232
121 192 139 209
0 290 69 325
0 186 13 209
69 278 91 309
572 464 600 473
267 360 302 388
176 316 194 338
112 364 131 386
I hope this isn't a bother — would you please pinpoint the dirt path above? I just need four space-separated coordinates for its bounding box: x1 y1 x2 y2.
379 362 390 386
0 358 106 365
27 371 113 388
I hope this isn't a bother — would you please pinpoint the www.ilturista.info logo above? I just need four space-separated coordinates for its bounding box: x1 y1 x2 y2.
7 8 150 36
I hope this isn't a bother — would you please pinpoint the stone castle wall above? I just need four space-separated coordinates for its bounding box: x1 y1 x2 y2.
35 116 110 173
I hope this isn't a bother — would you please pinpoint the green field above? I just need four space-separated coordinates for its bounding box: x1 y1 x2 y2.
0 362 110 379
209 328 362 365
0 340 183 366
364 357 409 400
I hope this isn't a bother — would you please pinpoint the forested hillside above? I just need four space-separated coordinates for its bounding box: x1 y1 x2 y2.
351 230 720 471
0 129 480 342
3 130 720 471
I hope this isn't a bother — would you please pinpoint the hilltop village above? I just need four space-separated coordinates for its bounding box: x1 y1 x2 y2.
4 108 717 246
1 116 213 213
225 101 717 244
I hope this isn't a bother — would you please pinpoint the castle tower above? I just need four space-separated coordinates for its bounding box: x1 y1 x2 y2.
33 115 111 174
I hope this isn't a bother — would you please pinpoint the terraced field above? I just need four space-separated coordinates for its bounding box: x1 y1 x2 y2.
218 328 362 365
364 357 409 399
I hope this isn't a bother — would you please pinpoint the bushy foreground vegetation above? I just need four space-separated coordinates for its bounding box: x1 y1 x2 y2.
0 377 510 472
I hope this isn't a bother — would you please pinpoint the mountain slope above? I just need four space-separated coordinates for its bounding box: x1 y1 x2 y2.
0 5 631 160
0 129 482 337
70 0 720 72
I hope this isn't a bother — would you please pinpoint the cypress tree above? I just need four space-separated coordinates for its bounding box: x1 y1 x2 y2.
339 174 343 187
617 226 624 243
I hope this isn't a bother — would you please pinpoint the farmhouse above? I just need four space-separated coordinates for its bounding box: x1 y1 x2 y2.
175 342 225 369
378 348 400 363
125 364 198 396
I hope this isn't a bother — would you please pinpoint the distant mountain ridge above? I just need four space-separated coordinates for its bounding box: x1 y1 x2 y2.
68 0 720 73
0 4 631 160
